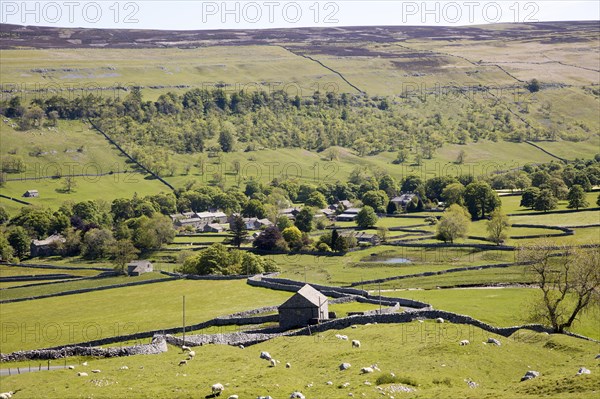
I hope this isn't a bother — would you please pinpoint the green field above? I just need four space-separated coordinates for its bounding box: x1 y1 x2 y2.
388 288 600 340
0 273 169 301
0 280 291 352
1 323 598 399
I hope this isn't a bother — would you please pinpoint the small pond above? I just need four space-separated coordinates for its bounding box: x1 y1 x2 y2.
362 257 411 264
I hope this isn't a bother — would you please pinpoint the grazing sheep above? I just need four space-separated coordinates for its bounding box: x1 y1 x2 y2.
326 381 333 385
352 340 361 348
360 367 374 374
67 365 75 370
260 351 272 361
270 358 277 367
182 345 190 352
227 396 239 399
0 392 13 399
82 362 88 366
239 345 245 349
187 351 196 358
178 360 188 366
435 318 444 323
487 338 501 346
341 382 350 388
120 366 129 370
577 367 591 375
91 370 101 373
460 340 470 346
77 372 88 377
520 370 540 381
290 392 306 399
339 363 351 370
285 362 291 368
212 383 225 395
371 364 381 371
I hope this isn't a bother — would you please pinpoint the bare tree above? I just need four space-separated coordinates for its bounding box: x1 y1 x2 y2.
518 242 600 333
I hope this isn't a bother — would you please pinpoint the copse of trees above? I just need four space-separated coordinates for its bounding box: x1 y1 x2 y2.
436 204 471 243
178 243 279 275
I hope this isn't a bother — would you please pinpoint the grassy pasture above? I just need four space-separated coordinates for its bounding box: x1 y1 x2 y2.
388 288 600 340
1 323 598 398
0 273 169 301
0 280 291 352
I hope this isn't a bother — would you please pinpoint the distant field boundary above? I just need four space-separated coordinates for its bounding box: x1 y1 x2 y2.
87 118 175 191
0 276 177 304
508 207 600 217
0 194 31 206
5 262 112 272
524 140 569 163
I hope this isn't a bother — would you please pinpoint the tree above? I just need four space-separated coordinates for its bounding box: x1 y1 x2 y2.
436 204 471 243
520 187 540 209
401 175 423 193
331 228 340 251
441 182 465 206
282 226 303 251
129 214 175 251
534 189 557 212
0 206 9 224
455 149 466 164
218 129 235 152
567 185 588 210
377 226 389 243
463 181 500 219
361 190 389 212
518 242 599 333
243 199 267 219
7 226 30 259
81 228 115 259
62 176 77 193
305 191 327 209
253 226 287 251
229 214 248 248
486 208 510 245
294 208 314 233
110 239 139 274
0 231 14 261
356 206 378 229
527 79 540 93
276 215 293 231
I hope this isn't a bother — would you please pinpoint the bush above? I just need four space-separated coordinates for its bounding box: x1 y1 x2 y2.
375 373 418 387
432 377 452 387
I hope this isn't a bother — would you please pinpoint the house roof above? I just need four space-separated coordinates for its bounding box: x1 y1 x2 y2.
31 234 65 247
280 284 328 309
26 189 39 194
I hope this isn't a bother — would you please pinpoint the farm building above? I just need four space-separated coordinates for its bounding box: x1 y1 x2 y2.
278 207 301 220
278 284 329 330
390 193 418 209
30 234 66 257
23 189 39 198
196 211 227 224
354 232 381 245
336 207 361 221
127 260 153 276
202 223 224 233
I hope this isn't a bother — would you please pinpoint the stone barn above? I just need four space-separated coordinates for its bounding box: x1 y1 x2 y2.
127 260 153 276
278 284 329 330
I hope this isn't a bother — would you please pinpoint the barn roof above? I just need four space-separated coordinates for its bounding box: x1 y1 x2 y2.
280 284 328 309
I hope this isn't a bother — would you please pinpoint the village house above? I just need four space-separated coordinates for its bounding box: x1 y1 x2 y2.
202 223 224 233
196 211 228 224
390 193 418 210
23 189 39 198
278 284 329 330
354 231 381 245
278 207 301 220
30 234 65 257
127 260 153 276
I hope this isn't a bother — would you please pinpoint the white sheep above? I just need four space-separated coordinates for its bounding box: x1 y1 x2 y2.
260 351 272 361
352 340 361 348
77 372 88 377
91 369 101 373
82 361 88 366
460 340 470 346
187 350 196 359
0 392 13 399
212 383 224 395
435 318 444 323
120 366 129 370
290 392 305 399
270 358 277 367
285 362 291 368
371 364 381 371
227 396 239 399
182 345 191 352
178 360 188 366
67 365 75 370
360 367 374 374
